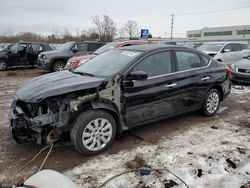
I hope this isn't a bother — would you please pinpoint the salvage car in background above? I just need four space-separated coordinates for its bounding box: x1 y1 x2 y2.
64 40 149 71
9 45 231 155
197 42 249 65
0 42 52 70
37 41 105 72
231 52 250 84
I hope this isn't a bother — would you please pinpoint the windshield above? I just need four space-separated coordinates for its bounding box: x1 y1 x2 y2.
94 43 117 55
57 42 74 51
74 49 142 77
197 43 224 52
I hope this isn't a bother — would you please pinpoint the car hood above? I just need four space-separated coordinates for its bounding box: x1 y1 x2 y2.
70 54 96 62
0 49 7 56
234 59 250 69
201 51 218 56
16 71 106 103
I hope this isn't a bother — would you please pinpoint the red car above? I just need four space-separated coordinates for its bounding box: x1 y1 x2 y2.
64 40 150 70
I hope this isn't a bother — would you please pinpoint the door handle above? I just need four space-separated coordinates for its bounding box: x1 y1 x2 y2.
165 83 177 88
201 76 210 81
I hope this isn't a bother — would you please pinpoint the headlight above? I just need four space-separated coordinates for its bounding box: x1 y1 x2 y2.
40 54 47 60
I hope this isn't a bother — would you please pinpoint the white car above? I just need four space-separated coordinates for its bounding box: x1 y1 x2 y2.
197 42 249 65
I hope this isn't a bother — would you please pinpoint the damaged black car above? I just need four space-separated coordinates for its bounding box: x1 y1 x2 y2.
9 45 231 155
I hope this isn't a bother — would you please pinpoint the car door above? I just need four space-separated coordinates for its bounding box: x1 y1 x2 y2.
123 50 179 126
17 43 28 65
220 44 233 65
173 50 213 112
7 43 19 66
231 43 243 62
27 43 42 65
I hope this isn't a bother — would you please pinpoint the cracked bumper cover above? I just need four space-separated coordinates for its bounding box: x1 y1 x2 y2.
8 99 68 144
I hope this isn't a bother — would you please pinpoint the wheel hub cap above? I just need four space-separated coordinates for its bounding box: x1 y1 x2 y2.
206 92 219 114
82 118 113 151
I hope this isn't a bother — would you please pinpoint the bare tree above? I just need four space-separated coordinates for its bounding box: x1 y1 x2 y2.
92 15 117 41
123 20 139 39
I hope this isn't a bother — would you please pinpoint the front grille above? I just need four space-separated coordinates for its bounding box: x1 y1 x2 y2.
238 68 250 74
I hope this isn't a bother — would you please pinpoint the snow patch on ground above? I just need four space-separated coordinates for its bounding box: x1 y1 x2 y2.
231 85 250 94
65 120 250 188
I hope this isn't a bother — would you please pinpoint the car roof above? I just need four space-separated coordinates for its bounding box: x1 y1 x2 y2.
109 40 147 45
118 44 195 52
203 41 246 45
77 41 106 44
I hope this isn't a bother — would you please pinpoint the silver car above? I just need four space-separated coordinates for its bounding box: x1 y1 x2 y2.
231 53 250 84
197 42 249 65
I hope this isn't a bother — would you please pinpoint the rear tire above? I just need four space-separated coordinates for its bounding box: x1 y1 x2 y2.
53 61 65 72
70 110 116 155
0 59 7 71
202 89 220 116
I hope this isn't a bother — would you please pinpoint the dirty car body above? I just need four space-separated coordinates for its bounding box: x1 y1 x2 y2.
9 45 231 155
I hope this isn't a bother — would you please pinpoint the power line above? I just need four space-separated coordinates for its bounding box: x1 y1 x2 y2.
134 4 250 24
176 5 250 16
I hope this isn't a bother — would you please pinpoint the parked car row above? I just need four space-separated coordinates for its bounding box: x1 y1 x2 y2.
1 40 250 85
64 40 149 71
0 42 52 70
197 42 250 84
37 41 105 72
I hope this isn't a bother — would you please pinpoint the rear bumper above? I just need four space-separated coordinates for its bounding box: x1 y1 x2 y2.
231 72 250 84
221 78 231 100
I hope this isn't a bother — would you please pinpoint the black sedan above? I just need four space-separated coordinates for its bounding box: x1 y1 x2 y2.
9 45 231 155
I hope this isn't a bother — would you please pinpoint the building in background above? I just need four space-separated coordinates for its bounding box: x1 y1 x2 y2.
187 25 250 45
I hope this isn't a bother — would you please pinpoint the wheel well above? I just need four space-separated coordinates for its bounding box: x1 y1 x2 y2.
70 101 122 135
210 85 224 101
51 59 66 71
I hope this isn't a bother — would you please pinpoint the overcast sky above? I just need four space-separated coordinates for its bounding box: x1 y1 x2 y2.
0 0 249 38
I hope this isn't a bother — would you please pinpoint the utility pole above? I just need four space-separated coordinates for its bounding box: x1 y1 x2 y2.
170 14 174 40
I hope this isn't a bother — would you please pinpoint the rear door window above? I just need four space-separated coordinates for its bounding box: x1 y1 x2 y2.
28 43 42 54
240 44 248 50
133 51 172 78
74 43 88 52
231 44 241 52
88 43 101 51
175 51 202 71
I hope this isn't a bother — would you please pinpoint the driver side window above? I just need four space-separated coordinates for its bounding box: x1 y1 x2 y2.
223 44 232 52
133 51 172 78
10 44 19 54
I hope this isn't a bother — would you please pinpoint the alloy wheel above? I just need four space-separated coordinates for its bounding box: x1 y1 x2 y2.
82 118 113 151
206 92 219 114
0 61 6 70
54 63 65 71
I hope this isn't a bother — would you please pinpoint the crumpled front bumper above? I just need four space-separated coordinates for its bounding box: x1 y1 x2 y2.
9 100 46 144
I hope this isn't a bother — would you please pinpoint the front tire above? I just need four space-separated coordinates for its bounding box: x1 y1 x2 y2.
53 61 65 72
202 89 220 116
0 59 7 71
70 110 116 155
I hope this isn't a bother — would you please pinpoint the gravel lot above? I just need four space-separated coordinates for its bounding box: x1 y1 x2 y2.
0 68 249 187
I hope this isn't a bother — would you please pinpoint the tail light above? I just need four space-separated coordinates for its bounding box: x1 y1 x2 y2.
226 66 232 76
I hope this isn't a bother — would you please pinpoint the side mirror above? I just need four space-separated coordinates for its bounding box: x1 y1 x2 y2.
126 71 148 81
72 48 78 53
223 49 230 53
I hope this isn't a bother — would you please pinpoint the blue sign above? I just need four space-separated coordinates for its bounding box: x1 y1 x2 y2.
141 29 149 38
